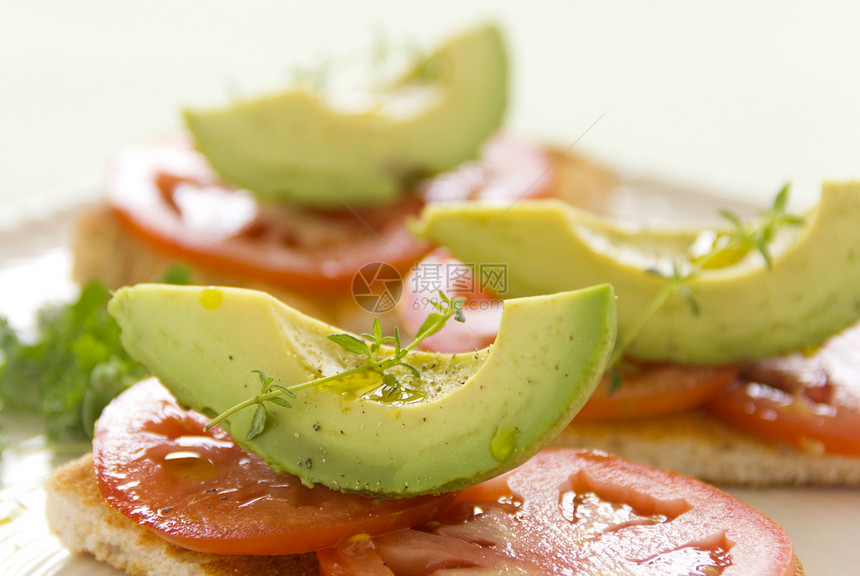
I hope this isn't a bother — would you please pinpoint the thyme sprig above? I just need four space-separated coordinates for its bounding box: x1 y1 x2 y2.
609 184 803 371
695 183 803 271
245 370 297 440
205 292 465 439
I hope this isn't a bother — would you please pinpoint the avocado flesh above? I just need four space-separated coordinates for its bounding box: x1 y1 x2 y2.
183 24 507 209
414 181 860 364
109 283 615 496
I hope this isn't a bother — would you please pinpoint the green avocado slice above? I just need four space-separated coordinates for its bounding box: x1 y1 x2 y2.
413 181 860 364
183 24 507 209
108 283 615 496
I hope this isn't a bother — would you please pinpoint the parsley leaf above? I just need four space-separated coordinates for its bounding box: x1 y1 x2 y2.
0 280 148 441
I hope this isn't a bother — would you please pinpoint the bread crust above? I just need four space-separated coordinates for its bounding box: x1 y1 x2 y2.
46 453 805 575
71 205 399 334
70 146 621 335
45 453 320 576
557 409 860 487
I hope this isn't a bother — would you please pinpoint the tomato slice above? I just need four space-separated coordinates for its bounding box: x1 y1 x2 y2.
93 378 454 555
108 133 552 295
577 362 739 420
317 449 796 576
400 251 736 418
107 137 431 293
398 248 504 352
708 321 860 457
418 131 554 203
398 132 555 352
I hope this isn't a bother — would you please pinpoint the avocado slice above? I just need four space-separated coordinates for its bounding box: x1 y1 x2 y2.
108 283 615 496
183 24 507 209
414 181 860 364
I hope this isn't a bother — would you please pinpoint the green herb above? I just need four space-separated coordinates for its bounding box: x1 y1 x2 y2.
158 264 193 286
206 292 465 438
694 184 803 271
0 316 41 412
610 184 804 369
607 359 639 396
288 33 437 97
0 281 147 441
245 370 297 440
608 368 623 396
0 266 189 443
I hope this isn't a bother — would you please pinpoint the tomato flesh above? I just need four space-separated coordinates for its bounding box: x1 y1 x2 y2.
398 248 504 352
400 251 736 418
108 133 552 295
418 131 554 203
318 449 795 576
108 137 431 293
93 378 454 555
577 362 739 420
708 321 860 457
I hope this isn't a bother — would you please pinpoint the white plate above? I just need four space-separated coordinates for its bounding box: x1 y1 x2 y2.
0 180 857 576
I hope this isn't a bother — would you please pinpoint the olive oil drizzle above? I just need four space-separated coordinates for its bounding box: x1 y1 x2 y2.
607 184 804 386
205 292 465 440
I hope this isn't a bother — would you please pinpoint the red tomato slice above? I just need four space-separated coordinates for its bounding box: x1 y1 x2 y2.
400 251 736 418
398 248 504 352
317 449 796 576
708 321 860 457
108 137 431 293
109 133 552 295
93 378 454 555
418 131 554 203
397 134 553 351
577 362 739 420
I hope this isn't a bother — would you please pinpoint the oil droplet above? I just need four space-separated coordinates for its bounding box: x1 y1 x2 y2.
801 344 822 357
0 500 25 526
489 426 519 463
691 231 750 269
199 287 223 310
341 533 374 557
162 451 216 480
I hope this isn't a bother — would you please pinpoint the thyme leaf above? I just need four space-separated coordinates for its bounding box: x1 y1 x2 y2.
327 333 370 357
205 292 465 438
247 404 267 441
610 184 804 371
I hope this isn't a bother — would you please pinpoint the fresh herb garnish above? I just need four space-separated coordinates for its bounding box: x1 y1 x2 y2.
245 370 297 440
205 292 465 439
0 280 147 441
0 266 190 443
609 184 804 368
607 359 640 396
158 264 193 286
290 33 433 94
694 183 803 271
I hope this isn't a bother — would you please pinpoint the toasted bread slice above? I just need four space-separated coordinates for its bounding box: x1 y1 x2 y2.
556 409 860 486
70 144 621 335
70 205 319 313
45 453 319 576
70 205 395 334
46 453 805 575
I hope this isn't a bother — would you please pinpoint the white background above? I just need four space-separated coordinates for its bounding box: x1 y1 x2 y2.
2 0 860 213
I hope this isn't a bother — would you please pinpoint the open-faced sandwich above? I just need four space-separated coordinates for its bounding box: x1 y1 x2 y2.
69 23 620 336
409 173 860 486
37 20 852 572
69 18 860 488
46 283 804 575
71 23 527 333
